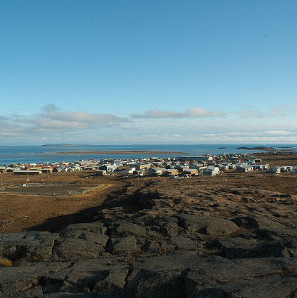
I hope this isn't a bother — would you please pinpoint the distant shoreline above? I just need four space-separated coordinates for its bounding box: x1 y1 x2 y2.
236 146 294 152
51 150 189 155
42 144 89 147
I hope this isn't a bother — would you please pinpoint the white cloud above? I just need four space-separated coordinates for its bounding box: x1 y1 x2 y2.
28 105 127 131
235 106 297 119
270 106 297 117
0 104 296 145
264 130 291 135
0 105 128 143
131 107 224 119
106 132 297 144
236 109 265 119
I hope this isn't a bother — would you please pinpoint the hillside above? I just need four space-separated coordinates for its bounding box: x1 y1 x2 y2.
1 171 297 296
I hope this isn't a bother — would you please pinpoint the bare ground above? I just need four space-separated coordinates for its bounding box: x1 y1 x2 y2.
0 172 125 233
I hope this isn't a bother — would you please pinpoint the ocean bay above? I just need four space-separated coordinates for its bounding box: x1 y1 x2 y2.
0 144 296 165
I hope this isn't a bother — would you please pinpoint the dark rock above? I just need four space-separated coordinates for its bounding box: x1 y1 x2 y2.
170 236 198 251
130 190 161 209
107 235 140 254
109 220 147 237
93 268 129 291
283 237 297 249
0 232 58 262
176 214 239 236
233 216 286 231
143 240 176 254
144 216 182 237
39 259 130 295
188 274 297 298
229 240 288 259
41 276 64 294
2 180 297 297
53 222 109 260
208 238 290 259
0 262 71 297
207 237 257 254
135 270 186 298
60 221 107 235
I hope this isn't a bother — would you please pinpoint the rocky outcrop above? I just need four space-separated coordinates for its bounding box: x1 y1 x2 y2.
1 179 297 297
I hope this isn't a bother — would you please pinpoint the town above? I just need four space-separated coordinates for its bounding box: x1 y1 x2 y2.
1 152 297 178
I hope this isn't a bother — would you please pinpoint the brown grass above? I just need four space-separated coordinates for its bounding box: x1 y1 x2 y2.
0 172 125 233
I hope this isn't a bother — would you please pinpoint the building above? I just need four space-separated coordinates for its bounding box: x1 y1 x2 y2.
99 164 118 172
203 167 220 176
41 167 53 174
0 167 7 173
253 164 270 171
237 165 254 173
164 169 179 176
270 167 281 174
133 163 152 170
148 168 166 176
177 156 212 162
13 170 42 175
96 170 107 176
182 168 199 176
281 166 293 172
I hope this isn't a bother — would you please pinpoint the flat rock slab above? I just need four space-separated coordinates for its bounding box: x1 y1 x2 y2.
1 251 297 297
209 238 290 259
52 222 109 261
0 262 71 297
0 231 58 262
176 213 240 236
107 235 141 254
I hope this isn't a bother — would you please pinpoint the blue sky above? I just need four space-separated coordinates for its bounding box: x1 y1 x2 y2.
0 0 297 144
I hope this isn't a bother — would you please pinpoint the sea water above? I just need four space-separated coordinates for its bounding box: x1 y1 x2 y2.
0 144 296 165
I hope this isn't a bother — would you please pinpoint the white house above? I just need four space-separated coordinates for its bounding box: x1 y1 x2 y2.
238 165 254 173
148 167 166 176
203 166 220 176
270 167 281 174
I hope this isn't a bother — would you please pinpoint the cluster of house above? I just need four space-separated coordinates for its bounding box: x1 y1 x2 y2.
1 154 297 178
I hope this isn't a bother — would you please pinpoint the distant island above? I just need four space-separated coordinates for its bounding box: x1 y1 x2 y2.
42 144 90 147
237 146 275 150
237 146 294 152
51 150 188 155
